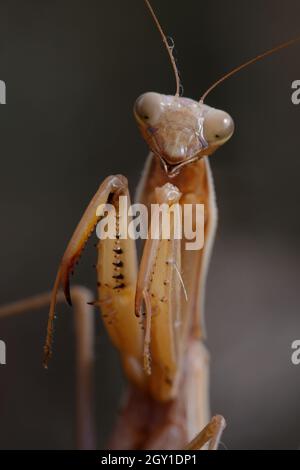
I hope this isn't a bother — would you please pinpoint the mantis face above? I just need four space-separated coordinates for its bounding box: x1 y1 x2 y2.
134 92 234 174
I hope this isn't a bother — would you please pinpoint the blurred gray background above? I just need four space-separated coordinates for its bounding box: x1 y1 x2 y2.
0 0 299 450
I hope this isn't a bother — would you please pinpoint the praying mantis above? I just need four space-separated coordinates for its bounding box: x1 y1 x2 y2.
0 0 299 451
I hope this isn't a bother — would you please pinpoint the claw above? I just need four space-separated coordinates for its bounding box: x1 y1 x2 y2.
60 256 78 306
86 300 100 306
44 175 128 366
63 274 72 306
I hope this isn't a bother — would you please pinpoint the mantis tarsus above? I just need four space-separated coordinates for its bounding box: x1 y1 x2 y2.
0 0 299 451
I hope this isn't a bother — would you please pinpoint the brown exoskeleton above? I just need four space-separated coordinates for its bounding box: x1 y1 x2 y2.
1 0 299 451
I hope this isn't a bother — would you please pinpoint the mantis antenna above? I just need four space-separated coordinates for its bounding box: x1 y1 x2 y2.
200 35 300 102
144 0 181 97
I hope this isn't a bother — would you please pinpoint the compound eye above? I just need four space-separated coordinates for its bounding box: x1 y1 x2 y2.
135 92 163 126
203 109 234 145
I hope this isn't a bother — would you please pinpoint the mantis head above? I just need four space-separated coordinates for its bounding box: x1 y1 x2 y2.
139 1 299 177
134 92 234 175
